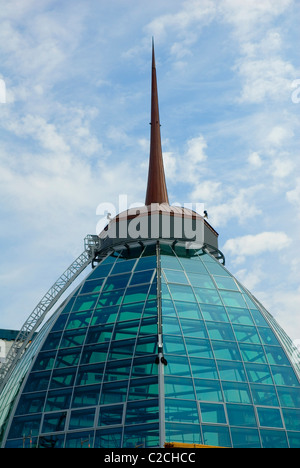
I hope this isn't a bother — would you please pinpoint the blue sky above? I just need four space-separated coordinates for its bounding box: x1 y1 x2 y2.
0 0 299 340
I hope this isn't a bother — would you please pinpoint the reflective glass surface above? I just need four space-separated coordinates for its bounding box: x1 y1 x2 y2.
1 241 300 448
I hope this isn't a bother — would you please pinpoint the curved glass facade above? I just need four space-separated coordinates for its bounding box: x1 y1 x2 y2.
1 241 300 448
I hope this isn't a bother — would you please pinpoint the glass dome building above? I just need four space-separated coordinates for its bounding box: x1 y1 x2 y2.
0 44 300 449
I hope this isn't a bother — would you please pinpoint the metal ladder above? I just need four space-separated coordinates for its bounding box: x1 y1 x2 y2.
0 235 101 395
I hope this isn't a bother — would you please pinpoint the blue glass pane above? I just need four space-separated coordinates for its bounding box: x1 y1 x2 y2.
165 399 199 424
169 284 196 302
164 376 195 399
99 405 123 426
126 400 159 425
231 428 261 448
282 409 300 431
257 407 283 428
277 387 300 408
194 379 223 402
95 428 121 448
222 382 251 404
185 338 213 359
260 430 289 448
200 403 226 424
165 423 202 445
250 384 279 407
217 361 246 382
212 341 241 361
202 425 231 447
226 404 257 427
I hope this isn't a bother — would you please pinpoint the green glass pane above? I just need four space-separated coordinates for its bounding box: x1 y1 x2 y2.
163 269 189 284
200 304 228 322
7 415 42 439
219 290 247 308
165 399 199 424
257 407 283 428
50 368 77 389
72 385 101 408
60 329 87 348
163 335 186 355
135 336 158 356
86 324 114 344
169 284 196 302
65 430 94 448
260 429 288 448
122 284 150 304
250 384 279 407
104 359 132 382
45 389 72 412
212 341 241 361
194 287 222 306
206 322 235 341
258 327 280 346
222 382 251 404
95 428 122 448
81 343 109 365
161 254 183 270
226 404 257 427
164 376 195 399
214 276 239 291
180 319 208 339
108 339 135 361
42 412 67 433
239 343 267 364
91 306 119 326
201 425 231 447
66 310 92 330
99 405 123 426
113 321 140 340
32 351 56 371
226 307 254 326
131 356 158 378
233 324 261 344
277 387 300 408
111 259 137 274
187 272 215 289
128 377 158 400
271 365 300 387
174 301 202 320
103 273 131 291
185 337 213 359
69 408 95 430
126 400 159 425
55 349 81 368
101 381 129 405
97 290 125 307
164 355 191 377
73 294 99 312
16 393 46 415
190 358 218 379
180 257 208 274
245 363 273 385
89 263 114 280
205 262 230 276
163 316 182 335
130 269 154 286
165 422 202 445
217 361 246 382
76 364 104 386
194 379 223 402
200 402 226 424
123 423 159 448
81 278 105 294
135 256 156 271
283 409 300 430
231 428 261 448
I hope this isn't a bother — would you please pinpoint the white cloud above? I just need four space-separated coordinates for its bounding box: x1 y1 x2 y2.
287 178 300 209
248 151 263 168
223 231 292 261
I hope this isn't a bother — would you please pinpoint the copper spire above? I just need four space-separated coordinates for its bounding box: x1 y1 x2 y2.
145 39 169 206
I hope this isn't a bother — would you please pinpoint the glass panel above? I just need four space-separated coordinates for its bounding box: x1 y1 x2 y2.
222 382 251 404
135 336 158 356
103 273 131 291
245 363 273 385
126 400 159 425
101 381 129 404
231 428 261 448
72 385 101 408
73 294 99 312
164 355 191 377
24 371 51 393
81 278 105 294
32 351 56 371
95 428 122 448
7 414 42 439
174 301 202 320
66 310 92 330
135 256 156 271
60 329 87 348
165 423 202 445
271 365 300 387
212 341 241 361
86 324 114 344
111 259 137 274
163 316 182 335
76 364 104 386
233 324 261 344
55 348 81 368
89 263 114 280
104 359 132 382
200 403 226 424
250 384 279 407
194 287 222 306
260 429 289 448
200 304 228 322
45 389 72 412
161 254 183 270
219 290 247 308
128 377 158 400
108 339 135 361
163 335 186 355
113 321 140 340
16 393 46 415
91 305 119 326
50 367 77 389
123 423 159 448
180 319 208 339
194 379 223 402
168 284 196 302
264 346 290 366
42 412 67 433
131 356 158 378
65 430 94 448
122 284 150 304
99 405 123 426
190 358 218 379
81 343 109 364
164 376 195 399
179 257 207 274
277 387 300 408
201 425 231 447
217 361 246 382
165 399 199 424
206 322 235 341
257 407 283 428
226 307 254 326
163 269 189 284
130 269 155 286
226 404 257 427
239 343 267 364
97 290 125 307
282 409 300 431
187 272 215 289
214 276 239 291
258 327 280 346
185 338 213 359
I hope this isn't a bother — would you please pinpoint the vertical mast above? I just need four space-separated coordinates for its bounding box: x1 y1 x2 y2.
145 39 169 206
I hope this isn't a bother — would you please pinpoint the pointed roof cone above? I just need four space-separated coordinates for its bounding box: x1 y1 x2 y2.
145 40 169 206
